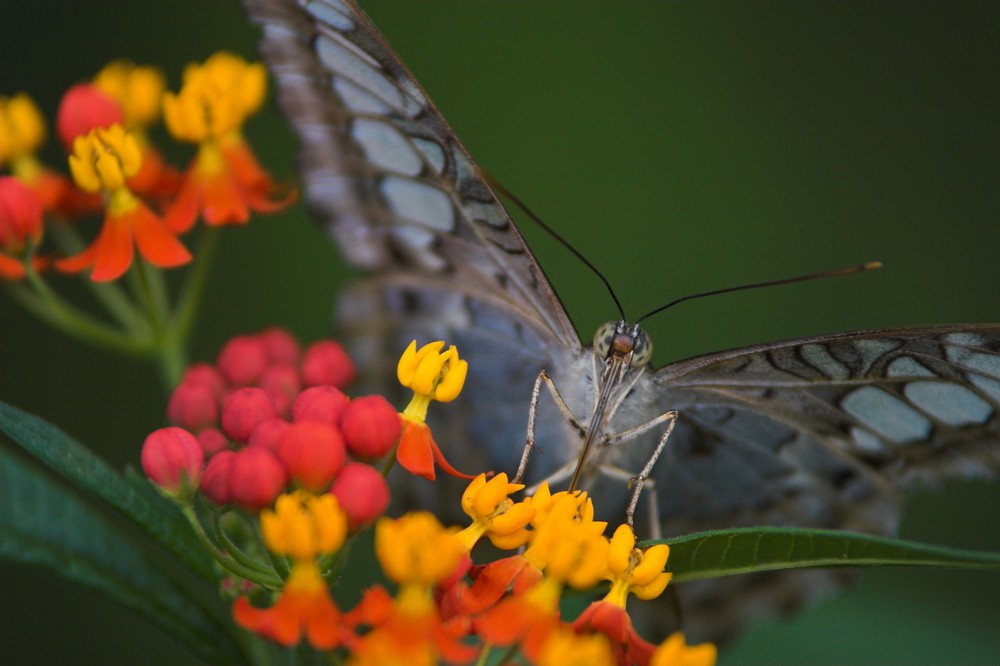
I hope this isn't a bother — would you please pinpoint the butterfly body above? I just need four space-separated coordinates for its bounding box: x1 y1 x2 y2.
243 0 1000 643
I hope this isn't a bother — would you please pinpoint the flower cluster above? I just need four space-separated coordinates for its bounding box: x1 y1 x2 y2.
0 52 292 285
141 333 716 665
143 328 393 527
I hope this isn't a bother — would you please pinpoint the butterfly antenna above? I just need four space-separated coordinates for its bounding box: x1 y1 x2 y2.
482 169 627 321
636 261 883 324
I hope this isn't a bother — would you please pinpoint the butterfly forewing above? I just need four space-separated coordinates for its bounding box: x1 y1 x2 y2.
242 0 1000 645
244 0 578 349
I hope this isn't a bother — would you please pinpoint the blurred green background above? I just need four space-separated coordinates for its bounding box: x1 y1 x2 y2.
1 1 999 664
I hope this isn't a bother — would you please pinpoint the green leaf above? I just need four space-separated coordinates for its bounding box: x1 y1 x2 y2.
659 526 1000 583
0 401 212 579
0 449 247 664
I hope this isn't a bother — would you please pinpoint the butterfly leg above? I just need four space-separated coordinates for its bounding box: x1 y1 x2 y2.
604 410 678 538
514 369 586 484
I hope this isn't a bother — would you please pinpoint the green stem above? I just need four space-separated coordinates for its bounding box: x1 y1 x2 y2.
9 271 153 355
171 226 219 345
209 511 282 581
181 505 283 589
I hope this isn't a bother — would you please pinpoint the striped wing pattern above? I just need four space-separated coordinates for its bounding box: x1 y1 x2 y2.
243 0 578 349
242 0 1000 644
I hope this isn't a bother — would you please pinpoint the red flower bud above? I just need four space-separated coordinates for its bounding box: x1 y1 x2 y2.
301 340 355 388
0 177 43 253
276 421 346 493
197 428 230 457
166 380 218 432
200 449 235 505
259 327 300 365
339 395 401 459
141 427 203 498
330 462 389 529
180 363 226 397
257 363 300 418
217 335 268 387
247 417 290 452
291 385 349 426
56 84 124 150
228 447 288 512
221 388 276 443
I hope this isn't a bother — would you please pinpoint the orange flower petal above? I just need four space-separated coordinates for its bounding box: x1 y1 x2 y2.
129 205 192 268
396 421 436 480
88 214 134 282
0 254 26 279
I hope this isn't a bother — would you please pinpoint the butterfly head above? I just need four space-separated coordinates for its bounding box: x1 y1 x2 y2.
593 321 654 368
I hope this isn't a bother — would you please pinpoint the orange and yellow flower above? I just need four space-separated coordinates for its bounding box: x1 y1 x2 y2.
396 340 474 480
55 124 190 281
162 52 294 233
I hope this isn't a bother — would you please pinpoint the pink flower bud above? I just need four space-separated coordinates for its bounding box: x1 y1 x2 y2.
292 385 349 426
0 177 43 253
197 428 230 457
217 335 268 387
276 422 346 493
330 463 389 529
221 388 276 443
258 327 300 365
141 427 203 498
301 340 355 388
228 447 288 512
55 84 124 150
257 363 300 418
200 450 235 505
180 363 226 397
166 380 218 432
247 417 290 452
339 395 401 459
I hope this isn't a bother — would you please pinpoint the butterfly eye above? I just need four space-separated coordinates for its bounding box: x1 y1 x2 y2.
593 321 618 356
630 330 654 367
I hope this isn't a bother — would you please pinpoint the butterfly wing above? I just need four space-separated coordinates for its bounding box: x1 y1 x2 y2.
243 0 578 351
638 325 1000 640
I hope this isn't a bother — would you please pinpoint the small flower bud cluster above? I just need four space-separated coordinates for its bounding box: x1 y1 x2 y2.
143 328 396 528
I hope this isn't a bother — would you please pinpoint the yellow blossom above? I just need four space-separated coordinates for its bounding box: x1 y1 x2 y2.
538 626 615 666
260 490 348 561
68 124 142 193
398 340 468 410
94 60 166 129
164 52 266 144
375 512 465 588
456 473 534 550
603 523 672 607
525 493 608 589
650 632 718 666
0 93 46 164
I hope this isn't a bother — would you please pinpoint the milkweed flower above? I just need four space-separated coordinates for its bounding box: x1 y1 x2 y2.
233 491 349 649
93 60 181 199
55 124 190 281
349 512 476 665
474 490 609 657
162 51 294 232
0 93 71 211
456 472 534 550
396 340 474 480
603 523 672 606
650 632 717 666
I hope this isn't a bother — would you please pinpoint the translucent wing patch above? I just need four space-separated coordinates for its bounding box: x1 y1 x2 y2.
242 0 579 349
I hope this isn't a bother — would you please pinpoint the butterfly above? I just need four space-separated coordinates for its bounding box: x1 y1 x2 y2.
242 0 1000 645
